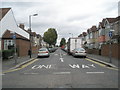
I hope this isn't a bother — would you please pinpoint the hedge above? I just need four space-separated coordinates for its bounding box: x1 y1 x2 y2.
2 49 14 59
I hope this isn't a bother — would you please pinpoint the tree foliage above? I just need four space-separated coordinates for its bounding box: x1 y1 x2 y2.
43 28 58 46
60 38 66 47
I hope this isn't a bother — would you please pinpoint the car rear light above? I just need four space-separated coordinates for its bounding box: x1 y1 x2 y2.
75 51 78 53
46 51 48 53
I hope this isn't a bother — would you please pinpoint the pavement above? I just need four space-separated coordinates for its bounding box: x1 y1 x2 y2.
2 53 119 72
87 54 119 68
2 54 37 72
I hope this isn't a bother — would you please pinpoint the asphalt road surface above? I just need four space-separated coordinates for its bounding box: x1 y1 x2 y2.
2 48 118 88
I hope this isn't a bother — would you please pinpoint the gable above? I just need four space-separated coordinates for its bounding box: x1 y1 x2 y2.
0 8 11 21
0 8 29 39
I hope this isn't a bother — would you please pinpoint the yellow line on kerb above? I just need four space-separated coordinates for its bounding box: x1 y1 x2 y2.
3 59 38 74
85 58 118 71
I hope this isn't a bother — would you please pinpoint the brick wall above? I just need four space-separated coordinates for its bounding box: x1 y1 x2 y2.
101 44 120 59
86 49 100 55
17 39 30 57
32 46 38 54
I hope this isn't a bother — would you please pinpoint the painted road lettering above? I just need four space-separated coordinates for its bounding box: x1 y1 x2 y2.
60 58 64 62
32 65 51 69
69 64 80 68
69 64 95 69
82 64 90 68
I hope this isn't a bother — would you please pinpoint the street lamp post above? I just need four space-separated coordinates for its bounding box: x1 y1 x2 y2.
29 14 38 58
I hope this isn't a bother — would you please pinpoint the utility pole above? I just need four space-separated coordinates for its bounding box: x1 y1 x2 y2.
29 14 38 58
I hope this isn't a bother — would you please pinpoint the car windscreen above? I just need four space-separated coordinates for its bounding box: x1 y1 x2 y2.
39 48 47 51
76 48 85 51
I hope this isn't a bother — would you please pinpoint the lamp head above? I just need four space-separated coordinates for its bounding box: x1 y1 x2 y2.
33 14 38 16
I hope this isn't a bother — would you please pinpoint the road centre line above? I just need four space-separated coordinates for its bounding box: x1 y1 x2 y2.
54 54 58 55
86 72 104 74
0 73 5 76
24 73 39 75
59 50 64 62
53 72 71 75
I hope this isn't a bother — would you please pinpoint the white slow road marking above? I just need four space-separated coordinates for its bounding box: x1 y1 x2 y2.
53 72 71 75
54 54 58 55
60 58 64 62
86 72 104 74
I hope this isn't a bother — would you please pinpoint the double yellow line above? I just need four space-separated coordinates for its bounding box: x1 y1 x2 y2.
85 58 118 71
2 59 38 74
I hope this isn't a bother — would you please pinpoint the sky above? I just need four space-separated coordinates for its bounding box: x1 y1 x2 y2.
1 0 120 45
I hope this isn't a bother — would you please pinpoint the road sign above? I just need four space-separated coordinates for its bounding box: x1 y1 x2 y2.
109 31 112 38
12 34 16 39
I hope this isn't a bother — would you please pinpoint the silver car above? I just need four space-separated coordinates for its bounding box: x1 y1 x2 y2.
38 48 50 57
72 48 86 57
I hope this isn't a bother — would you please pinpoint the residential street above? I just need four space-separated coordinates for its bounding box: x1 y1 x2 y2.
2 48 118 88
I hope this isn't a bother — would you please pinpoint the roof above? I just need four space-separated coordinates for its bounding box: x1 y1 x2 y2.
82 32 87 36
87 29 90 33
78 32 87 37
98 19 105 29
2 30 29 41
90 26 97 32
0 8 11 21
116 16 120 21
78 34 82 37
106 18 116 23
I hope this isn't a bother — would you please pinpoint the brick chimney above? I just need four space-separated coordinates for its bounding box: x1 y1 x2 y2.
19 23 25 30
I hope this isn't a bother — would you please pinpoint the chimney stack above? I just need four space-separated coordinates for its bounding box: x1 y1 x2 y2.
19 23 25 30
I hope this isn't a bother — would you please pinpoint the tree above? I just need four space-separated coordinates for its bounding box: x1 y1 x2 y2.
60 38 66 47
43 28 58 46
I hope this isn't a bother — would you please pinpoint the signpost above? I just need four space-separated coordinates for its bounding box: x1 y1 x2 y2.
108 30 113 63
12 33 17 64
109 31 112 38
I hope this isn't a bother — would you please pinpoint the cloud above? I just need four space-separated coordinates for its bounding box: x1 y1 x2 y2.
1 0 119 45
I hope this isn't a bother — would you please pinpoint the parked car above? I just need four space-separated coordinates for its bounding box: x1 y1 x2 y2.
72 48 86 58
48 47 57 53
38 48 50 57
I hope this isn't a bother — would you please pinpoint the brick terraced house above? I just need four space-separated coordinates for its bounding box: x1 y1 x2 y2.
0 8 30 57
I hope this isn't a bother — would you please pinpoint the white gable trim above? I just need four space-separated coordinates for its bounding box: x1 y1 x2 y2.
0 8 29 39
